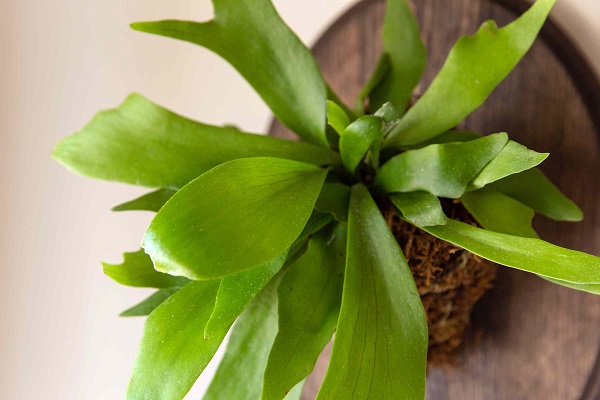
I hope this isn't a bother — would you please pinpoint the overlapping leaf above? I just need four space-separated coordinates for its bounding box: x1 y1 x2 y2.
262 224 346 400
112 189 177 212
389 191 448 227
385 0 556 147
205 211 330 338
367 0 426 114
461 190 538 238
120 288 181 317
102 249 189 289
406 130 481 148
469 140 548 189
203 275 282 400
487 168 583 221
423 219 600 284
127 280 224 400
131 0 328 145
356 55 390 113
53 95 338 189
314 182 351 221
543 277 600 295
375 133 508 198
339 116 384 174
143 158 328 280
204 251 288 338
327 100 351 136
317 185 427 400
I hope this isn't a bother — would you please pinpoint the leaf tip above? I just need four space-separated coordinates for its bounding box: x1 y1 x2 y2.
129 21 152 32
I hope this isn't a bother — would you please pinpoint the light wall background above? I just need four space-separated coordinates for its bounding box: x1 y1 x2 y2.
1 0 598 399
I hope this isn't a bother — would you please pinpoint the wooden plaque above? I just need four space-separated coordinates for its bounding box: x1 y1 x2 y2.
269 0 600 399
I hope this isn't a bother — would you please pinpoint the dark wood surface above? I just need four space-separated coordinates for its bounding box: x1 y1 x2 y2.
269 0 600 399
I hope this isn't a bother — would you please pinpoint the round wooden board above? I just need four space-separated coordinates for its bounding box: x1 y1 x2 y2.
269 0 600 399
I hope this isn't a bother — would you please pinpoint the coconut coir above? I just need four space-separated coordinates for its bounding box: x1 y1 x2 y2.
381 198 497 367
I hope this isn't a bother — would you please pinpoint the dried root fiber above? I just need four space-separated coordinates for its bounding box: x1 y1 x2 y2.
382 199 497 367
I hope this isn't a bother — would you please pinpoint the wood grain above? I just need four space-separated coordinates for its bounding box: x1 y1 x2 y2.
269 0 600 398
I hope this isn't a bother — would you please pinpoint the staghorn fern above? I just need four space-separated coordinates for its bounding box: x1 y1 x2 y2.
53 0 600 399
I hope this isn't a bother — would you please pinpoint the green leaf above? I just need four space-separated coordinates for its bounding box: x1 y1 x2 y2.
355 54 390 113
385 0 556 147
373 102 400 126
204 251 288 338
144 157 328 280
317 185 427 400
262 224 346 400
368 0 426 114
112 189 177 212
203 275 281 400
298 211 335 242
486 168 583 221
405 130 481 149
339 116 384 173
205 210 330 338
469 140 548 189
542 277 600 295
375 133 508 198
327 85 356 122
422 219 600 284
389 191 448 227
53 94 338 189
327 100 351 137
461 190 538 238
283 381 305 400
102 249 189 289
315 182 351 221
120 288 181 317
127 280 224 400
131 0 327 145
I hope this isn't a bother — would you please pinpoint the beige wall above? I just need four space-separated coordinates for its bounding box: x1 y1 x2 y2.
1 0 598 398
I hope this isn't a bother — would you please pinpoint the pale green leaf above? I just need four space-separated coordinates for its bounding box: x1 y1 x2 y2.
375 133 508 198
284 381 305 400
339 116 384 173
314 182 350 221
203 275 281 400
120 288 181 317
389 191 448 227
422 219 600 284
127 280 224 399
461 190 538 238
112 189 177 212
327 100 351 137
263 224 346 400
317 184 427 400
102 249 189 289
143 158 328 280
385 0 556 147
486 168 583 221
368 0 426 114
54 95 338 188
470 140 548 189
131 0 327 145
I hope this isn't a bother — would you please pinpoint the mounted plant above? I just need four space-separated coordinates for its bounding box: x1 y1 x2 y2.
53 0 600 398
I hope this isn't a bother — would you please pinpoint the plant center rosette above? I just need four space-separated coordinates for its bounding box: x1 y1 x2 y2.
53 0 600 399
